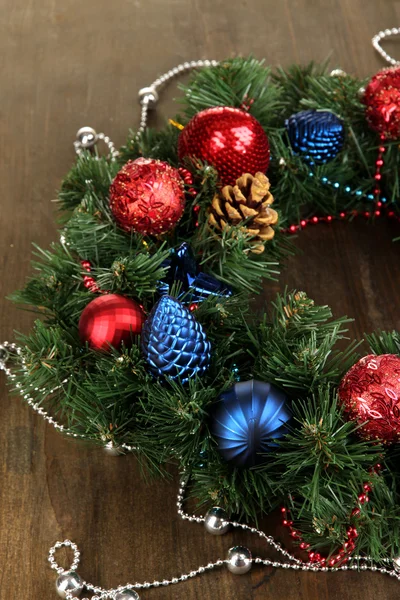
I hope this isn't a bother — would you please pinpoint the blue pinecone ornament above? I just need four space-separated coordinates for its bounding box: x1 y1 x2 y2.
285 109 345 163
210 380 291 468
141 295 211 382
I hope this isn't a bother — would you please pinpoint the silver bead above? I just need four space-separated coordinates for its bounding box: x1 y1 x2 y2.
358 86 366 99
393 556 400 571
104 441 125 456
115 589 140 600
226 546 252 575
204 507 230 535
330 68 347 77
55 571 83 598
76 126 98 149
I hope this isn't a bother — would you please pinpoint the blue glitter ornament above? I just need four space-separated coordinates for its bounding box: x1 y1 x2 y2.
141 295 211 382
159 243 232 303
285 109 345 164
210 380 291 468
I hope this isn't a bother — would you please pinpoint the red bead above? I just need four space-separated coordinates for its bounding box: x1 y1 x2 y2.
376 159 384 167
83 276 96 289
375 210 381 217
364 211 370 217
388 211 395 217
340 212 346 218
328 558 337 567
81 260 92 272
290 531 301 539
346 527 358 539
79 294 146 351
299 542 310 550
300 219 307 227
189 303 198 312
379 146 386 153
364 67 400 139
109 158 186 236
289 225 297 233
326 215 333 222
178 107 270 186
374 173 382 181
314 553 322 562
351 508 361 518
280 507 287 513
312 216 319 223
282 519 293 527
363 483 372 492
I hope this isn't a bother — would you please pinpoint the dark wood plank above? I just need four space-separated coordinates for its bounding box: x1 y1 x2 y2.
1 0 400 598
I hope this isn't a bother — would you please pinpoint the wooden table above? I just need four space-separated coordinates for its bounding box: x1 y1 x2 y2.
2 0 400 598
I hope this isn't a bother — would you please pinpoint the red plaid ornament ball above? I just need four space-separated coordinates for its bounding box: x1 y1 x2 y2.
79 294 145 351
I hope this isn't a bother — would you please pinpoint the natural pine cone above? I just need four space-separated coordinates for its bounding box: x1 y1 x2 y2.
208 172 278 254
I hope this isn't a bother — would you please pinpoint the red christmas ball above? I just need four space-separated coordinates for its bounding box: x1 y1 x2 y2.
109 158 186 235
363 67 400 139
79 294 145 351
178 107 270 186
338 354 400 443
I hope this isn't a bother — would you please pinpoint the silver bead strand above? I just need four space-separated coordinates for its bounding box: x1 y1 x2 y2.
47 477 400 597
372 27 400 65
136 59 219 137
0 342 137 452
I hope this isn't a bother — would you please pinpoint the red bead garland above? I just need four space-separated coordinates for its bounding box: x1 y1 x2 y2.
281 476 377 567
282 201 400 234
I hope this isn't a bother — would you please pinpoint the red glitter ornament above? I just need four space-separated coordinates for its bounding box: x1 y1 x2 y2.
178 107 270 186
79 294 145 351
109 158 185 236
338 354 400 443
363 67 400 139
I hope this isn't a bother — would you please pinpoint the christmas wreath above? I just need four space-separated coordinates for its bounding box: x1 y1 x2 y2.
5 56 400 571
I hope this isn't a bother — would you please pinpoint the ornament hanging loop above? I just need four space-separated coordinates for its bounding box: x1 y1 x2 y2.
74 126 119 161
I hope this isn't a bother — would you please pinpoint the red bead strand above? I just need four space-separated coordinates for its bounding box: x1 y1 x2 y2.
281 476 376 567
373 134 387 201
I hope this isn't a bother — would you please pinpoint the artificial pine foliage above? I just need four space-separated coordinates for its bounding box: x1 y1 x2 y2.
7 57 400 561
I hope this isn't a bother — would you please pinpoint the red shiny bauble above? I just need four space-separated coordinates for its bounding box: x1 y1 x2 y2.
178 107 270 186
338 354 400 443
363 67 400 139
79 294 145 351
109 158 185 235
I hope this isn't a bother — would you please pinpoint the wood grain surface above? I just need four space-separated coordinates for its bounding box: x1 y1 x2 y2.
2 0 400 598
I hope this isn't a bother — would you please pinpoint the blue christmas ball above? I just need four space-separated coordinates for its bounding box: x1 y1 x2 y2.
141 295 211 382
285 109 345 164
210 380 291 468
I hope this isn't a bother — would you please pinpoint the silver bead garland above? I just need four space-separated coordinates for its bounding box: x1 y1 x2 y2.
3 38 400 594
45 477 400 599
